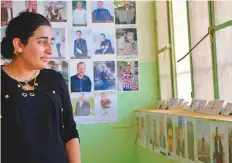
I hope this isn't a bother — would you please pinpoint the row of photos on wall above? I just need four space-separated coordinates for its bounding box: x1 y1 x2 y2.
1 0 139 124
136 112 232 163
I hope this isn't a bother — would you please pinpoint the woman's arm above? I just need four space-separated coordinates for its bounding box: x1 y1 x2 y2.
66 138 81 163
59 73 81 163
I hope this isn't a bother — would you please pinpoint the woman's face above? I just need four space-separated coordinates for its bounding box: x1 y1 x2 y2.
19 25 53 70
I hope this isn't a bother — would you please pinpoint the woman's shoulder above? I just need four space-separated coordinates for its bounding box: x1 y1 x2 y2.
39 68 64 81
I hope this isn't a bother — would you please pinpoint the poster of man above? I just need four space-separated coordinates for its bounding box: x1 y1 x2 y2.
68 29 92 59
51 28 65 59
211 123 226 163
93 61 116 91
72 0 87 26
114 0 136 24
117 61 139 91
1 0 13 27
47 60 68 86
152 114 159 153
43 1 67 22
94 91 117 123
175 116 185 161
25 0 37 13
196 119 210 163
166 116 174 158
159 115 166 156
93 28 115 55
116 28 138 56
228 125 232 163
135 112 146 147
92 1 114 23
146 114 153 150
186 118 196 163
69 60 93 93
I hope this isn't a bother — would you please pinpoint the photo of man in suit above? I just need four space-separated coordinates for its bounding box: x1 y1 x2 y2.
75 93 90 116
213 127 224 163
74 30 88 57
115 0 136 24
229 130 232 163
1 1 13 26
71 62 92 92
95 33 113 54
92 1 113 23
176 126 185 157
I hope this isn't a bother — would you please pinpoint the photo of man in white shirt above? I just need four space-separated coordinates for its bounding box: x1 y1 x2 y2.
72 0 87 26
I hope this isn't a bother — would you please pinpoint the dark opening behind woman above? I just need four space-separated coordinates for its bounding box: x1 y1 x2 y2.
1 11 81 163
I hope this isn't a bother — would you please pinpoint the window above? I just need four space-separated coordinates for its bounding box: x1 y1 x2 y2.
214 1 232 102
188 1 214 100
172 0 192 100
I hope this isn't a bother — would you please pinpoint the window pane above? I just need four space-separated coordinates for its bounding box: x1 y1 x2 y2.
177 72 192 100
159 51 172 99
214 1 232 25
172 0 192 99
216 26 232 102
189 1 214 100
156 1 169 49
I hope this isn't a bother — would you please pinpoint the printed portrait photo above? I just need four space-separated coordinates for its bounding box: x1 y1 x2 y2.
91 1 114 23
69 60 93 93
72 0 87 26
117 61 139 91
211 123 226 163
116 28 138 56
47 60 68 86
135 113 146 147
51 28 65 59
71 93 94 117
175 116 185 161
166 116 174 158
68 29 92 59
146 114 153 150
152 115 159 152
1 0 13 27
114 0 136 25
93 61 116 91
159 115 166 156
94 91 117 122
92 28 115 55
186 119 196 162
42 1 67 22
228 126 232 163
1 27 11 65
25 0 37 13
196 119 210 163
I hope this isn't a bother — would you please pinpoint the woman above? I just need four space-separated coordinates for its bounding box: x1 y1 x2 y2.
47 2 62 21
1 11 81 163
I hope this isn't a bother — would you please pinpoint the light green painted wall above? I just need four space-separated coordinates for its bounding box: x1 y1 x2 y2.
76 2 159 163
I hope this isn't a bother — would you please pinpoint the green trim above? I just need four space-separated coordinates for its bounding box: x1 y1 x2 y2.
186 0 195 98
157 45 170 54
153 1 161 100
208 1 219 99
167 1 177 98
214 20 232 32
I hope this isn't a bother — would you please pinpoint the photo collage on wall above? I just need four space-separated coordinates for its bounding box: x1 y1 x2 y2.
0 0 139 124
136 112 232 163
